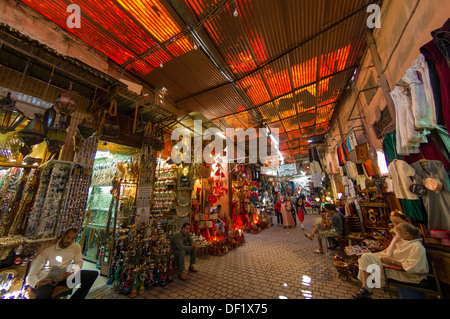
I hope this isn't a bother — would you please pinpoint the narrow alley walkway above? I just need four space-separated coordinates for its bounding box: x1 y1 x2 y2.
94 214 396 300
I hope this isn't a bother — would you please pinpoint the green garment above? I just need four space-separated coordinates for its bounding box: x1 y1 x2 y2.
400 199 427 223
383 130 403 164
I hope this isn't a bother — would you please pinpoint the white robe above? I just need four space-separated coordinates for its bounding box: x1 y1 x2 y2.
404 63 433 129
387 159 419 200
358 235 428 284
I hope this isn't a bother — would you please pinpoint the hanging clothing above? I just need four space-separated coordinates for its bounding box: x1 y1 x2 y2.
404 135 450 171
355 175 366 191
336 144 346 166
420 38 450 134
431 18 450 70
413 54 439 126
312 172 322 188
405 61 434 129
310 161 322 174
383 130 404 164
390 86 425 155
387 159 419 200
345 161 359 180
399 199 427 224
425 56 445 126
411 160 450 232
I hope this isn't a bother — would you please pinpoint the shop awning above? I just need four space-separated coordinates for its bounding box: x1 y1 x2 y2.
18 0 376 163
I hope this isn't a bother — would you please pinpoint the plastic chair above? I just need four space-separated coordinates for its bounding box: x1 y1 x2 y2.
383 252 443 299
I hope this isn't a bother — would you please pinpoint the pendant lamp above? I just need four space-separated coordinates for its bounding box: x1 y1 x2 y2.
55 93 76 129
17 113 46 156
0 93 28 134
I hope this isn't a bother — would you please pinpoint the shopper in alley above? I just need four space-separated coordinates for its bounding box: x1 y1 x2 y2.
171 223 199 281
280 196 296 228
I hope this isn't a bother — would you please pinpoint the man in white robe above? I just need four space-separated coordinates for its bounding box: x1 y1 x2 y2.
352 222 428 299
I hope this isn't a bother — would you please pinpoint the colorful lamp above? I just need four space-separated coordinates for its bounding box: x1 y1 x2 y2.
0 93 28 134
17 113 46 156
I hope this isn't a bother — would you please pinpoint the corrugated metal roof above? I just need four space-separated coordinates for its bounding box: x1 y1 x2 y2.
17 0 373 162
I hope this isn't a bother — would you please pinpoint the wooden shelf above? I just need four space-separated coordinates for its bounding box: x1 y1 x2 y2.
360 202 388 208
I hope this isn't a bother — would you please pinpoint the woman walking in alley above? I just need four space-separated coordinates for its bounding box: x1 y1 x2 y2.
281 197 296 228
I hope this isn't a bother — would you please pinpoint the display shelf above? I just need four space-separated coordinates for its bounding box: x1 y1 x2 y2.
360 202 388 208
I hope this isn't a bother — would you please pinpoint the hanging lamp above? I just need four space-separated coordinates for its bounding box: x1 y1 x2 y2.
17 113 46 156
0 93 28 135
55 92 76 129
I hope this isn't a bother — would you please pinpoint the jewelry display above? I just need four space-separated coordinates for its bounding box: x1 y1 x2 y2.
0 168 33 237
56 135 98 237
151 162 178 214
6 168 41 236
34 161 71 238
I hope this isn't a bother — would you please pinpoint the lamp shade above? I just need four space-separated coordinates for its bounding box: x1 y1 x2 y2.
18 113 46 149
55 93 76 116
0 93 28 134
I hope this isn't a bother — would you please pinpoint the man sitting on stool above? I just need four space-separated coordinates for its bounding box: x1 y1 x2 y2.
26 228 98 299
171 223 198 281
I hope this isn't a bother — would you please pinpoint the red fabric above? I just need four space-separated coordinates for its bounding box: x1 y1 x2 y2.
421 38 450 134
274 200 282 210
404 137 450 171
297 208 305 222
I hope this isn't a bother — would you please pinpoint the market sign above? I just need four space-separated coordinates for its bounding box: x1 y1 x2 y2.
277 163 297 177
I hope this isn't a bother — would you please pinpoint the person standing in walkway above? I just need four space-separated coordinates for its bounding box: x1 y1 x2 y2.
274 196 283 226
170 223 198 281
295 195 306 230
287 196 297 227
281 197 296 228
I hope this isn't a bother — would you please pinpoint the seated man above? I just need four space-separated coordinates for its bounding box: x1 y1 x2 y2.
170 223 198 281
304 203 343 254
352 222 428 299
26 228 98 299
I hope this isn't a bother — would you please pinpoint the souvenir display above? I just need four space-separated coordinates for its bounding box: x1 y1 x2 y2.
77 143 139 268
106 217 174 297
152 162 178 214
25 160 71 239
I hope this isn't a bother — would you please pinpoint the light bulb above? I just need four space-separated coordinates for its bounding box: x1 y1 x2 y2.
160 62 163 68
193 43 198 50
233 8 239 17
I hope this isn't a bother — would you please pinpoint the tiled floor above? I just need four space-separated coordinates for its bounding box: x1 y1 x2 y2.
92 214 397 300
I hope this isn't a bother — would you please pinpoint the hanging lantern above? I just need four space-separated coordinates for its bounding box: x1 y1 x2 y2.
42 105 57 130
77 118 97 139
46 127 67 156
55 93 76 129
17 114 46 156
0 93 28 134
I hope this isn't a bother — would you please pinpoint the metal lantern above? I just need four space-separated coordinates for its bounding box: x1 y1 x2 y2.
0 93 28 134
42 105 57 130
77 118 97 139
55 93 76 129
45 126 67 156
17 113 46 156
